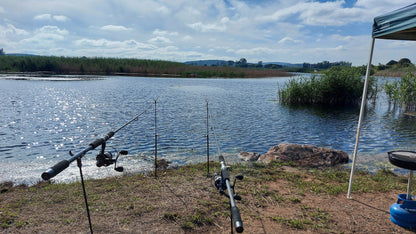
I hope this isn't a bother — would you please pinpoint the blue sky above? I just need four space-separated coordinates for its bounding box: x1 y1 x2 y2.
0 0 415 66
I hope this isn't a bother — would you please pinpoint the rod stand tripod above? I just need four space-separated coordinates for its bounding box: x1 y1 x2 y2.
73 152 93 234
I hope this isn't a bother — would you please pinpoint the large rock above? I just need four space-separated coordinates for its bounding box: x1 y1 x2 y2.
238 152 261 161
258 143 349 167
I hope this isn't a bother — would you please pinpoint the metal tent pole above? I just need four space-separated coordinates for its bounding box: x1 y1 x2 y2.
407 171 413 200
347 38 375 199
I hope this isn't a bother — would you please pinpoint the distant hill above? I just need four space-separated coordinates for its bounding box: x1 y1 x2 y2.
5 53 38 57
263 62 303 68
185 59 303 68
184 60 230 66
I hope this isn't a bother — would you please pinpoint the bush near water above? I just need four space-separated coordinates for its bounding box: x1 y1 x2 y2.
278 66 377 106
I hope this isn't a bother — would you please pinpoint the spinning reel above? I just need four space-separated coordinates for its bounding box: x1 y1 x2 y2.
214 172 244 201
95 142 127 172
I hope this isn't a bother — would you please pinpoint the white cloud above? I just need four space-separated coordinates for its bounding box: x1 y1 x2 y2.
278 37 302 44
182 35 193 41
257 1 367 26
148 36 173 44
38 25 68 36
153 29 178 36
1 0 416 64
53 15 69 22
187 20 227 32
75 38 155 50
236 47 276 56
34 14 52 21
34 14 70 22
0 23 29 36
101 25 132 31
156 5 170 14
20 25 68 47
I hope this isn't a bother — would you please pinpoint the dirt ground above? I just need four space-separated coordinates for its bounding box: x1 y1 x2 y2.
1 163 415 234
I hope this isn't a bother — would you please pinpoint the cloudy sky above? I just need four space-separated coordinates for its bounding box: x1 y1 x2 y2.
0 0 415 66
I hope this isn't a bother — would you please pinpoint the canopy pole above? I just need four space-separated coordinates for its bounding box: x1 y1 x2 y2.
347 38 375 199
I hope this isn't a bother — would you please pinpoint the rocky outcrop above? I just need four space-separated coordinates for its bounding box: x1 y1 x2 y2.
238 152 261 161
257 143 349 167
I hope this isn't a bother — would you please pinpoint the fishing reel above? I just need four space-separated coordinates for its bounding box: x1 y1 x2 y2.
214 173 244 200
95 142 126 172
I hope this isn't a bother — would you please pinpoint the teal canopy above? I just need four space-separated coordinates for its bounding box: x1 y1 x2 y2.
373 3 416 40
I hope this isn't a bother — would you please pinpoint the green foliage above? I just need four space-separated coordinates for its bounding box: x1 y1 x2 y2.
384 72 416 110
278 66 377 106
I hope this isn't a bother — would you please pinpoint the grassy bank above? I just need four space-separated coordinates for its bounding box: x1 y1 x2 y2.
1 161 413 233
0 56 290 78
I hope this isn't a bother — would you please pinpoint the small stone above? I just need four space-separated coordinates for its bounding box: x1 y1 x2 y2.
238 152 261 161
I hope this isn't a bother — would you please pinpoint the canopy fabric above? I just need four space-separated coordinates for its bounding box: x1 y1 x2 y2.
373 3 416 40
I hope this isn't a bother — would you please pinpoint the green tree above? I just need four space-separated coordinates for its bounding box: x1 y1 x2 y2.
386 60 398 66
236 58 247 67
398 58 412 67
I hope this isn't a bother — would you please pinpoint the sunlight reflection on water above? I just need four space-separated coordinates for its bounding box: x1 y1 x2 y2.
0 75 415 185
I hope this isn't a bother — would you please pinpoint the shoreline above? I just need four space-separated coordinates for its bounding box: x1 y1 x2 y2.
0 149 407 188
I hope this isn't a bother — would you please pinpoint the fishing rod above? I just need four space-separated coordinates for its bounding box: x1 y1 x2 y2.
209 108 244 233
215 155 244 233
40 102 153 234
41 104 152 180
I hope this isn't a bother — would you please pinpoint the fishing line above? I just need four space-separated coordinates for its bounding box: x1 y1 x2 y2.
208 107 223 157
113 100 155 134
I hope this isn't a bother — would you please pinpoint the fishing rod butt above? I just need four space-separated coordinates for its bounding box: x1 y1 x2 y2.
41 160 70 180
231 206 244 233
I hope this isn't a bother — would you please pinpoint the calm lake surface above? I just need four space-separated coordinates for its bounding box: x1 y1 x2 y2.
1 75 415 185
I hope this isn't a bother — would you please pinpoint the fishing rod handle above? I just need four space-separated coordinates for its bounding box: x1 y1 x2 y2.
89 131 115 149
41 160 70 180
219 155 230 181
231 206 244 233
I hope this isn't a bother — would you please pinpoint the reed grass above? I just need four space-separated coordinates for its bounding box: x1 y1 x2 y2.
384 72 416 111
278 66 377 106
0 56 289 78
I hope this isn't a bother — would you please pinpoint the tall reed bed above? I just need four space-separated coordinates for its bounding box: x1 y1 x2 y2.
278 66 376 106
0 56 289 78
385 72 416 111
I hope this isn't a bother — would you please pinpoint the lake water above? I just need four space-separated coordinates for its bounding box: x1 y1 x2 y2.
1 75 415 185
